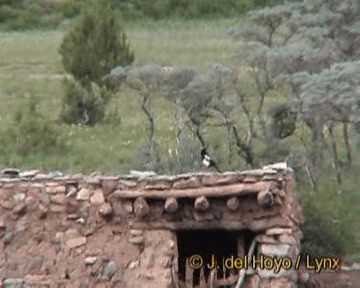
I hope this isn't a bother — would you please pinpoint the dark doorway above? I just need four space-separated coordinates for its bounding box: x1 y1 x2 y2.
177 229 256 287
177 230 238 286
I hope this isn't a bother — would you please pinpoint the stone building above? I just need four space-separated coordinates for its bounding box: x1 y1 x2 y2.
0 168 303 287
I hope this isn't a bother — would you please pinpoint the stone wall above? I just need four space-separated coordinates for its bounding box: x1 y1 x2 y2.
0 168 303 288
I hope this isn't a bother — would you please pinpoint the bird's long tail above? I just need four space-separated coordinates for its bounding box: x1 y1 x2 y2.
214 164 222 173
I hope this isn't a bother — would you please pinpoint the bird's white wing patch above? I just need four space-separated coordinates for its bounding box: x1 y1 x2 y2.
202 159 211 167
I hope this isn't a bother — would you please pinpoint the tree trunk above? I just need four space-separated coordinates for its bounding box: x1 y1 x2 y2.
232 126 255 167
305 118 324 193
343 122 352 166
141 93 154 143
328 124 342 186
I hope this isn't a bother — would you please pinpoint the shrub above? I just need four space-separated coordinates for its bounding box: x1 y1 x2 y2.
59 79 111 126
299 181 355 258
0 97 66 169
59 0 134 125
0 1 65 30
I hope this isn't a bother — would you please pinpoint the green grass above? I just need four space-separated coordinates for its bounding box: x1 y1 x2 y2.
0 18 239 172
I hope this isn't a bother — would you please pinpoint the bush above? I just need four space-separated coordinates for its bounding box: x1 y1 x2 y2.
0 97 66 169
59 79 111 126
131 139 163 173
56 0 84 18
0 1 65 30
299 181 355 258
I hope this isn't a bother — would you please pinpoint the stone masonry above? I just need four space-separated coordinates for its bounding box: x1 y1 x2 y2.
0 168 304 288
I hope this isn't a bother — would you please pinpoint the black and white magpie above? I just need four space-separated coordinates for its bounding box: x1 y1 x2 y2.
201 148 221 173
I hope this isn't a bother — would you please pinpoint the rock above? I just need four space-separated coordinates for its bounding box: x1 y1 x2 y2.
173 177 201 189
129 229 143 237
86 177 102 186
98 203 113 217
67 214 79 220
259 243 291 257
37 204 48 219
141 251 155 268
39 193 50 205
242 176 257 183
33 174 52 180
3 231 14 244
255 235 277 244
24 275 51 286
13 203 27 215
75 217 86 224
1 168 20 178
1 200 14 210
123 201 133 213
45 185 66 194
130 170 156 178
102 178 118 195
257 189 274 208
66 185 78 198
19 170 40 178
127 260 139 270
104 261 117 279
160 256 172 268
84 256 97 265
0 220 5 229
128 236 144 245
278 234 297 245
76 188 90 201
142 272 154 280
48 171 63 177
50 205 66 213
90 189 104 204
257 267 290 279
298 272 310 284
145 181 171 190
65 228 79 238
266 228 292 235
167 240 175 249
13 193 25 203
118 180 137 189
55 232 64 240
50 194 67 205
3 278 25 287
25 255 44 274
66 237 87 249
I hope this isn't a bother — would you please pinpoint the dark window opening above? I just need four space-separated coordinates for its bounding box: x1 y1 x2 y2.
177 229 256 287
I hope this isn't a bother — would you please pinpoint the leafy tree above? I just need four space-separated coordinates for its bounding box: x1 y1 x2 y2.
231 0 359 259
59 0 134 125
231 0 360 189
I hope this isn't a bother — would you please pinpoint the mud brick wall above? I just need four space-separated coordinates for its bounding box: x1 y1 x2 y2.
0 169 303 288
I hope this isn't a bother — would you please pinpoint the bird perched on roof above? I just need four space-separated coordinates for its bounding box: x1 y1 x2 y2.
201 148 221 173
